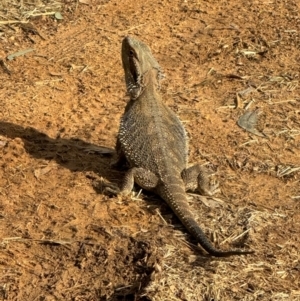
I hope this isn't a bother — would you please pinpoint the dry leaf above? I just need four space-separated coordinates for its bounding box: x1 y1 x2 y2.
7 48 34 61
188 194 224 208
34 165 53 179
0 139 7 148
79 0 91 4
80 145 114 154
237 109 266 137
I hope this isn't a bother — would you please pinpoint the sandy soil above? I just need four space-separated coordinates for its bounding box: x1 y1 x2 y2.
0 0 300 300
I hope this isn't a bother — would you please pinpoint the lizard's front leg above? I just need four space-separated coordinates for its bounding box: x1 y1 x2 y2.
111 139 128 170
181 164 219 196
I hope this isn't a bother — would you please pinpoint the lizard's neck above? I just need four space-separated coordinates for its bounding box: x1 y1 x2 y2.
136 68 160 98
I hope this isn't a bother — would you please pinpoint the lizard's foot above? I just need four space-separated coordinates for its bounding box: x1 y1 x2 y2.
103 184 121 196
199 178 220 196
103 184 133 198
182 164 220 196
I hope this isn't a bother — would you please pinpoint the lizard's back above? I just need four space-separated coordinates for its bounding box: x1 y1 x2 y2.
118 90 187 179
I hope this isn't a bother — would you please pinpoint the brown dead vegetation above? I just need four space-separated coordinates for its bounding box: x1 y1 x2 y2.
0 0 299 300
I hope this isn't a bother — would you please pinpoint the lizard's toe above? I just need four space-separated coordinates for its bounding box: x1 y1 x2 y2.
103 186 121 196
199 181 220 196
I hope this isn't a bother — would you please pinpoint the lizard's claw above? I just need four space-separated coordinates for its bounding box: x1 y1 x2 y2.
201 181 220 197
103 185 121 196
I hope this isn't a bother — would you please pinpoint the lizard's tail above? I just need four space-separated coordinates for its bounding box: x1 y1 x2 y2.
180 212 254 257
161 183 254 257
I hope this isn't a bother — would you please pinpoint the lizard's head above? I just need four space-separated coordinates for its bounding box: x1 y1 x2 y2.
121 36 163 99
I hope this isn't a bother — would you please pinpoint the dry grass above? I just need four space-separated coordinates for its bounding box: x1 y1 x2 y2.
145 205 300 301
0 0 61 27
0 0 300 300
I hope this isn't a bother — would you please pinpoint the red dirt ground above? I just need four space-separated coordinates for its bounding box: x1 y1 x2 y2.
0 0 300 300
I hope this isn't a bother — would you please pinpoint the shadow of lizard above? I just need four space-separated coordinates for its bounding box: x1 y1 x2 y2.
0 121 115 181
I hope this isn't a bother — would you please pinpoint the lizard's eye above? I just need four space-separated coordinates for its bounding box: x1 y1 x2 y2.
129 50 135 57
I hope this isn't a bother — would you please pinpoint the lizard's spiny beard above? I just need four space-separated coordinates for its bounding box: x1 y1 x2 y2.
127 56 143 99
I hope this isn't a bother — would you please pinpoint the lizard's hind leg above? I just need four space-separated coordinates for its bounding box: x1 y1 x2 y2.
181 164 219 196
121 167 159 196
